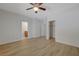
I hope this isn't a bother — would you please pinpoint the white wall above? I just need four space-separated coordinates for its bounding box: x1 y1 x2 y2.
0 10 21 45
31 19 41 38
47 6 79 47
0 9 43 45
40 20 46 37
31 19 46 38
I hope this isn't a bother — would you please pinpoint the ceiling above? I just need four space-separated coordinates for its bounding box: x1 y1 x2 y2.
0 3 79 20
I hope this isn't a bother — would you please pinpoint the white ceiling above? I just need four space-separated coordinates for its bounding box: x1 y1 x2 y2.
0 3 79 20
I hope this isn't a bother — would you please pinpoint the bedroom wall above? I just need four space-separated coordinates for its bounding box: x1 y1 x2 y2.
46 5 79 47
0 9 44 45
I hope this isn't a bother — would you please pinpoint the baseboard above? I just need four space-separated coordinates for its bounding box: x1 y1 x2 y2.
0 36 46 45
0 39 22 45
56 40 79 48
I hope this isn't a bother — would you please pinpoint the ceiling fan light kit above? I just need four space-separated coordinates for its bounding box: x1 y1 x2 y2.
26 3 46 13
33 7 39 13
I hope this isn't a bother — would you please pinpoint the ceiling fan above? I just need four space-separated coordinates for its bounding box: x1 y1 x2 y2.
26 3 46 13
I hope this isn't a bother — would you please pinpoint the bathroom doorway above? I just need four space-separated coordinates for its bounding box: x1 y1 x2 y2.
22 21 28 39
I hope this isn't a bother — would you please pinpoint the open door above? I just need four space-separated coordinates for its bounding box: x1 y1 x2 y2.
22 21 28 39
49 21 55 39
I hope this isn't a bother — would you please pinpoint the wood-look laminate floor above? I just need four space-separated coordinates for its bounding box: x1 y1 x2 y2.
0 37 79 56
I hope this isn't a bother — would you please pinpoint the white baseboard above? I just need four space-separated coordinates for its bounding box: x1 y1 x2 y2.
56 40 79 48
0 36 46 45
0 39 22 45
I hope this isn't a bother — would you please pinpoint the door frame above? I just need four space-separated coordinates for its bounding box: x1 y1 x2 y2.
49 20 55 39
21 21 29 39
46 20 55 40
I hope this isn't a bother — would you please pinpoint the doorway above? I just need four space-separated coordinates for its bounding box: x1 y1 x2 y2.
49 20 55 39
22 21 28 39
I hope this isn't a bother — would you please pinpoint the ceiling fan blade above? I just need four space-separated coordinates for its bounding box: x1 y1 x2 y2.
30 3 34 5
39 7 46 11
39 3 43 5
26 7 33 10
30 3 43 6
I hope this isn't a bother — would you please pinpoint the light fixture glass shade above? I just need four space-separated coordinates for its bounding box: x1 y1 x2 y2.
33 7 39 11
